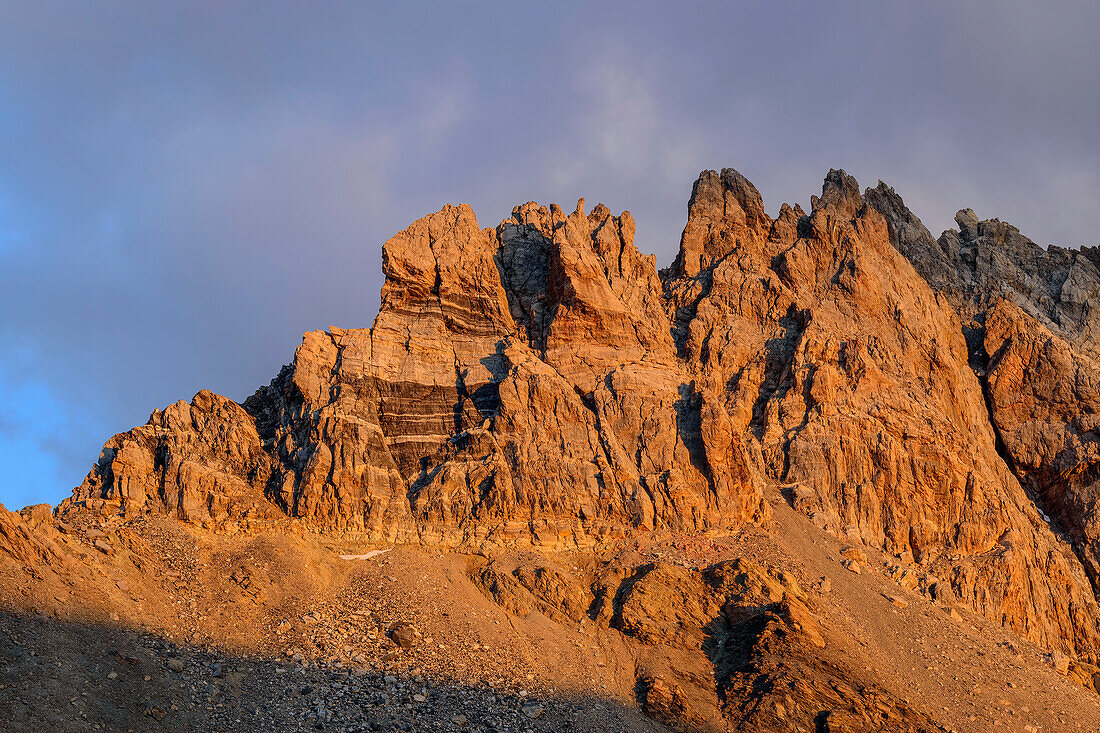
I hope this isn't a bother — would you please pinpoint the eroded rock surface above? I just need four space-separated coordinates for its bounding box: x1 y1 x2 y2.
666 170 1100 658
475 552 940 732
62 390 279 525
0 504 71 569
983 301 1100 594
867 182 1100 657
57 168 1100 668
63 198 766 549
866 183 1100 358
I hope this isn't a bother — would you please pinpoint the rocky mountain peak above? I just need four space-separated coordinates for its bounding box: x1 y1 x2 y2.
53 166 1100 667
954 207 980 238
16 165 1100 731
812 168 864 220
670 167 771 278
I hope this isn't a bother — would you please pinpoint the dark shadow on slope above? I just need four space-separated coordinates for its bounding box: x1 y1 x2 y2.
699 601 942 733
0 608 671 733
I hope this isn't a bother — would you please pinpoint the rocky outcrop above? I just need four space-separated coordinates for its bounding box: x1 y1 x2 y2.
63 198 766 548
866 182 1100 359
0 504 70 569
63 390 280 525
983 300 1100 592
668 169 1100 658
475 553 940 732
59 168 1100 664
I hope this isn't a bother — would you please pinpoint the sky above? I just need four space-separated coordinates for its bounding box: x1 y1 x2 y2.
0 1 1097 510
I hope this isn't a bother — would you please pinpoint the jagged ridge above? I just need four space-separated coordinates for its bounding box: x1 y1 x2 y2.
57 168 1100 666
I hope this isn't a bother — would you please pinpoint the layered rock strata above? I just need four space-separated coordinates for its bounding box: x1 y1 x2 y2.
64 198 765 549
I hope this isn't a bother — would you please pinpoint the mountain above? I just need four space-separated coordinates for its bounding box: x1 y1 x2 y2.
4 168 1100 732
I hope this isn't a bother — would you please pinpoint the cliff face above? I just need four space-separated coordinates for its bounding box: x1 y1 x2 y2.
60 168 1100 660
668 171 1100 657
64 197 766 548
867 184 1100 359
868 183 1100 612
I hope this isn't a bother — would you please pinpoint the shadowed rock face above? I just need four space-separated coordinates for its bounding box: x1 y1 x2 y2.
866 182 1100 360
60 168 1100 661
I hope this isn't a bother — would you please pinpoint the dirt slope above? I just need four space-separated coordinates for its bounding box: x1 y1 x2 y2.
3 486 1098 731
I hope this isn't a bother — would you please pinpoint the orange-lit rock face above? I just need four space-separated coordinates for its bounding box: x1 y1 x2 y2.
60 168 1100 660
63 192 767 547
868 182 1100 659
982 300 1100 578
981 302 1100 618
669 170 1100 657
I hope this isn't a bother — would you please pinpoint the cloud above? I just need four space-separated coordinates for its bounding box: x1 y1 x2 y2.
414 73 474 149
579 55 662 177
549 45 706 185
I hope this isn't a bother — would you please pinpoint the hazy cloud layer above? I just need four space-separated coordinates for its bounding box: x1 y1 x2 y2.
1 1 1097 506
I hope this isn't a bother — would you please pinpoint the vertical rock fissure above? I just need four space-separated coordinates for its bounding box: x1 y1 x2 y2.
976 338 1019 478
